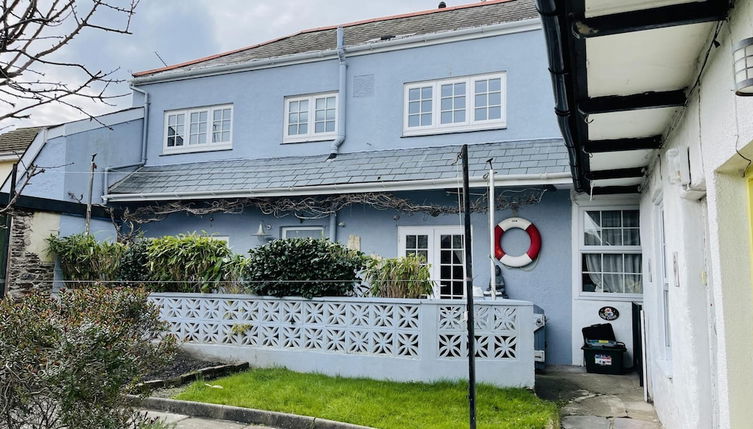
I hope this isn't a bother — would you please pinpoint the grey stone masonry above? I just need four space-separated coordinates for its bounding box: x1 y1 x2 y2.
6 210 53 298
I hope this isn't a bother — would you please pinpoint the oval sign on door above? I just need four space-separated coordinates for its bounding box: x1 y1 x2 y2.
598 306 620 321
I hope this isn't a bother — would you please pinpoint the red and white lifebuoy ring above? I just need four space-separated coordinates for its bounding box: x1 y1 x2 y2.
494 217 542 268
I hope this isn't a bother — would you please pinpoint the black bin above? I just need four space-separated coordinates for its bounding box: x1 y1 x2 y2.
581 323 626 375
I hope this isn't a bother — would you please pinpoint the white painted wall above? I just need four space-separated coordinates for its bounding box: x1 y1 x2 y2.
639 2 753 427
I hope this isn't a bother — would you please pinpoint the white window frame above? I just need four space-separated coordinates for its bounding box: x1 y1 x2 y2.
575 204 643 301
283 92 338 143
403 72 507 137
397 225 468 299
162 104 233 154
281 226 325 239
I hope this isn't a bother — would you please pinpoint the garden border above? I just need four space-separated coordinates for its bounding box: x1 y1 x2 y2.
128 396 374 429
133 362 249 393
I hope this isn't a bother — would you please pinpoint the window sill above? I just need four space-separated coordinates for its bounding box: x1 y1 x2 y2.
402 123 507 137
161 144 233 156
281 136 335 145
576 293 643 302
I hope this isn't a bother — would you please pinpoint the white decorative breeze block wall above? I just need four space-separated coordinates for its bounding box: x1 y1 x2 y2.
150 293 535 387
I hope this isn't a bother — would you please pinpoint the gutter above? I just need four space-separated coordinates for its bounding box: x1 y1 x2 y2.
536 0 586 192
102 86 150 203
329 26 347 158
129 19 542 86
103 172 572 202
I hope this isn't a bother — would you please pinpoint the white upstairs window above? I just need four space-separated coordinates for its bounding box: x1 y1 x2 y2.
403 72 507 136
284 92 338 143
164 104 233 154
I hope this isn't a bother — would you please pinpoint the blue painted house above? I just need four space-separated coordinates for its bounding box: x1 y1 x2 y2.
4 0 647 369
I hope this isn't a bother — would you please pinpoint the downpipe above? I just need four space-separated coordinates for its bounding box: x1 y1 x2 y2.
536 0 586 193
329 26 347 159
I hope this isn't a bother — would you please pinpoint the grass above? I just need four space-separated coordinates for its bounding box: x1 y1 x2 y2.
174 368 558 429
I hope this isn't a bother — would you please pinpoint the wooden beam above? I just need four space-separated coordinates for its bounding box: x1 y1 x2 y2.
575 0 729 38
584 136 662 153
589 168 645 180
579 90 686 115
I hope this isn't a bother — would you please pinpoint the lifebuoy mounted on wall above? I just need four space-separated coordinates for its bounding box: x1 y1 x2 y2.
494 217 542 268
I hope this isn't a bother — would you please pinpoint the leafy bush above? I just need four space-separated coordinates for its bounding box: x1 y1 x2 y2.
147 233 233 293
246 238 367 298
363 255 434 298
118 237 152 284
0 287 177 429
46 233 124 286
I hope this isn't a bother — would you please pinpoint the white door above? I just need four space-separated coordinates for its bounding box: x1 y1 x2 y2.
397 226 465 299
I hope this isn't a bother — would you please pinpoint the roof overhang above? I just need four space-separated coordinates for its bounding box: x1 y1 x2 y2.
537 0 731 194
104 172 572 203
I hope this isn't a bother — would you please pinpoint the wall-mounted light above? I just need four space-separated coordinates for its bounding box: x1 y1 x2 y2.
734 37 753 96
253 222 272 241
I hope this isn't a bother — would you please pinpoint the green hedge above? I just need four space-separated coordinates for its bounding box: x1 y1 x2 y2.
47 234 428 299
245 238 367 298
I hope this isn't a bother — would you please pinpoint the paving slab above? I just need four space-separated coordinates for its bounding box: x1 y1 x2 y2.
174 417 254 429
536 370 662 428
144 411 189 424
613 417 662 429
144 410 271 428
561 415 611 429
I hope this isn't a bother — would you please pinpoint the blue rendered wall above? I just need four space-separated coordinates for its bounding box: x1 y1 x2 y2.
133 29 559 166
21 119 144 204
136 187 573 365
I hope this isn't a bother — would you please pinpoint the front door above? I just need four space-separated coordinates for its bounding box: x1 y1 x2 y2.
398 226 465 299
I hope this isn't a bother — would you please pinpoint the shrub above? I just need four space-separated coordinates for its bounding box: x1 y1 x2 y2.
363 255 434 298
147 233 233 293
118 237 152 284
246 238 367 298
46 233 124 286
0 287 177 429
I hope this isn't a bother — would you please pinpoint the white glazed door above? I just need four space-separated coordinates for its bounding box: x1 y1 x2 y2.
398 226 464 299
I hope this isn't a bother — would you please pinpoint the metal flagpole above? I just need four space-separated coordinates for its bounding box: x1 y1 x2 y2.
487 159 496 300
461 144 477 429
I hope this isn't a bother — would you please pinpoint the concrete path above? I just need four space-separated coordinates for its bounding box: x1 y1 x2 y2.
145 410 272 429
535 369 662 429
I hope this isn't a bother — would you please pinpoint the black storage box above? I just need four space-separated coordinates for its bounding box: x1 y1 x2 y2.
581 323 626 375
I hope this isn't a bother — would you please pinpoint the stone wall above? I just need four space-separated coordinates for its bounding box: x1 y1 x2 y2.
5 210 56 298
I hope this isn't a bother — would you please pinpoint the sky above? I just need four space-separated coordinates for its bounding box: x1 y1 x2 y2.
7 0 455 129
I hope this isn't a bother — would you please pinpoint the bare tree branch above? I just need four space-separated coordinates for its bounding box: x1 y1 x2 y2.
1 0 140 125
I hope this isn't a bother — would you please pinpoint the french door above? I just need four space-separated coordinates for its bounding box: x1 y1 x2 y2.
397 226 466 299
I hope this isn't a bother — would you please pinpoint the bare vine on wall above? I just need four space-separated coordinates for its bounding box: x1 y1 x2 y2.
116 188 550 230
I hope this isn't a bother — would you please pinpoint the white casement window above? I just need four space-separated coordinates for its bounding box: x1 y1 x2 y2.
397 226 466 299
281 226 325 239
578 207 642 296
403 72 506 136
283 92 337 143
164 104 233 154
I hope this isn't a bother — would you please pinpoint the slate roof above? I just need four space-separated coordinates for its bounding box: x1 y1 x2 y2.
0 127 40 155
133 0 538 78
108 139 568 196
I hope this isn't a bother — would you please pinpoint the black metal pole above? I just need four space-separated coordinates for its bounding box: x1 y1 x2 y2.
461 144 477 429
1 163 18 299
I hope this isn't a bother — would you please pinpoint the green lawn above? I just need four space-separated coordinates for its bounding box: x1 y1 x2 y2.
174 368 557 429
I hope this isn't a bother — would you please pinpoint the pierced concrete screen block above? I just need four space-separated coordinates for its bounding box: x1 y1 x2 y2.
353 74 375 97
150 294 535 387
